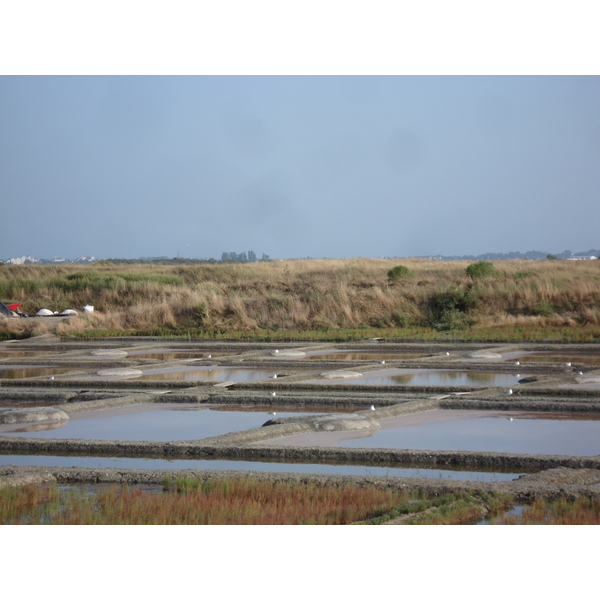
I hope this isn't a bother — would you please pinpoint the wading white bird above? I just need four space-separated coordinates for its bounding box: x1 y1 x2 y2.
270 374 278 379
514 361 520 366
563 362 572 367
445 352 450 356
577 371 584 375
504 388 513 395
508 417 514 421
273 349 279 354
270 411 277 416
370 405 375 411
206 355 211 359
47 376 54 380
380 360 385 364
269 392 277 397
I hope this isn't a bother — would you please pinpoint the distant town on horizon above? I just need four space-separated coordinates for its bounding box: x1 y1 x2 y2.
2 249 599 265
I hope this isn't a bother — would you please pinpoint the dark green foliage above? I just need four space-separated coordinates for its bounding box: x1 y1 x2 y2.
514 271 534 280
466 261 501 279
391 312 409 327
427 287 478 330
387 265 413 281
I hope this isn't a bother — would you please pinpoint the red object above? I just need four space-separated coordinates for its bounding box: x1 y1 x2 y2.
6 303 21 311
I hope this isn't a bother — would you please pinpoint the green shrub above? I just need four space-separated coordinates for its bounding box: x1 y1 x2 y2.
387 265 413 281
391 312 409 327
514 271 534 280
427 288 477 331
466 261 500 279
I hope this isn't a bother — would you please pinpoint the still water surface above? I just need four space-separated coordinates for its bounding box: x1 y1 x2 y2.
0 454 521 482
0 404 319 441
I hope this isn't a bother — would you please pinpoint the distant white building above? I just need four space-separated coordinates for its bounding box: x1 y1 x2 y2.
5 256 39 265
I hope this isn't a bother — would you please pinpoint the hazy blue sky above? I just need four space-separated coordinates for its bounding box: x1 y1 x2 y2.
1 75 599 260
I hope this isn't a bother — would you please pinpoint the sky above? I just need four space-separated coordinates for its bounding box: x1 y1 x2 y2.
1 9 599 261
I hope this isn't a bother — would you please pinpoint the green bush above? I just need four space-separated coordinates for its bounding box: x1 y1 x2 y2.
391 312 409 327
427 288 476 331
466 261 500 279
387 265 413 281
514 271 534 280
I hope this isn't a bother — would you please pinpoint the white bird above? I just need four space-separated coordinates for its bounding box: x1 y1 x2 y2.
445 352 450 356
563 362 571 367
504 389 513 395
273 349 279 354
270 374 278 379
380 360 385 364
206 354 211 359
269 392 277 397
271 411 277 416
47 376 54 380
514 361 520 366
577 371 584 375
370 405 375 411
508 417 514 421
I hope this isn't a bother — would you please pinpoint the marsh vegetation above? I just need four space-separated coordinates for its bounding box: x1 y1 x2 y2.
3 477 597 524
1 258 599 341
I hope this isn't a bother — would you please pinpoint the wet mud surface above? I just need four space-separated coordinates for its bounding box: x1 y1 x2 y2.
1 337 600 498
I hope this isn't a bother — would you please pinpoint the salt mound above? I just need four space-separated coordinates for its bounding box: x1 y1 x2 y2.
575 374 600 384
321 370 362 379
271 349 306 357
469 351 502 359
0 407 69 425
92 350 128 357
96 368 142 377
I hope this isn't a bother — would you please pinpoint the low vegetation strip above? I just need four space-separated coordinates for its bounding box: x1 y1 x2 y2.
2 474 598 525
0 478 408 525
2 258 600 342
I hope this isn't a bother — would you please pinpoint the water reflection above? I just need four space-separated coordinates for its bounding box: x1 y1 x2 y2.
128 351 235 360
319 369 529 386
336 410 600 455
0 454 522 482
305 352 431 360
137 367 286 382
511 353 600 366
0 366 73 379
0 403 320 441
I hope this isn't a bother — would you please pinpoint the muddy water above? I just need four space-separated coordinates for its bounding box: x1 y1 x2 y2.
0 366 75 379
127 351 236 360
305 351 432 360
136 367 286 382
0 454 522 481
312 369 529 386
0 351 51 358
0 403 320 441
509 353 600 366
323 410 600 455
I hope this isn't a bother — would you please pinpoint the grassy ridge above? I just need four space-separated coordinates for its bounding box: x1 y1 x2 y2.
1 258 599 341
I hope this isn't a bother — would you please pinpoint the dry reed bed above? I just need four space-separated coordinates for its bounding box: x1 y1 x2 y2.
1 259 599 338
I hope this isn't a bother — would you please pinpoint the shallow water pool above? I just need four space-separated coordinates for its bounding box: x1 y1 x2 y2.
0 454 523 482
0 403 321 441
296 410 600 455
312 369 529 386
135 367 287 382
0 366 76 379
304 351 432 361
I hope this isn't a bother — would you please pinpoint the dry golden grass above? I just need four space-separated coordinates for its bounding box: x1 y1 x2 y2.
1 258 599 339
